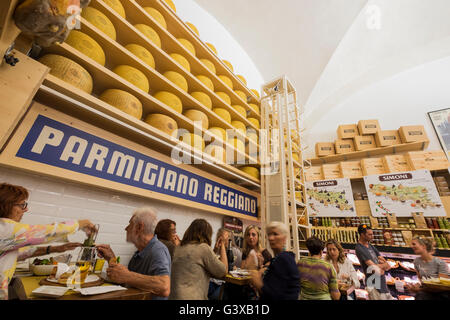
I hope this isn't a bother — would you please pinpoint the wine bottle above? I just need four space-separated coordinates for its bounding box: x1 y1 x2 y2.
226 239 234 272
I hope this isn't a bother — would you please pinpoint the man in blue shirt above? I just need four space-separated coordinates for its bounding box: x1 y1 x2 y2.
97 207 171 299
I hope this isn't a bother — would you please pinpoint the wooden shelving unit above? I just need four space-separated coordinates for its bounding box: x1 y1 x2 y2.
32 0 263 189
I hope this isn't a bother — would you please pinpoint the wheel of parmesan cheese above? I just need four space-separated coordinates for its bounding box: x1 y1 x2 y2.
143 7 167 30
154 91 183 114
205 145 226 163
81 7 117 40
163 0 176 12
164 71 188 92
218 75 233 89
65 31 105 66
185 22 199 36
180 133 205 152
232 105 247 119
177 38 196 56
134 24 161 48
234 90 247 102
251 89 260 99
196 75 214 91
215 92 231 105
236 75 247 86
247 131 258 144
183 109 209 130
228 137 245 154
38 54 93 94
222 60 234 72
205 42 218 55
212 108 231 124
103 0 126 18
205 127 227 143
231 121 246 135
170 53 191 72
240 166 260 180
200 59 216 74
248 103 260 115
144 113 178 137
247 117 260 130
125 44 155 69
191 92 212 110
99 89 142 119
113 65 149 93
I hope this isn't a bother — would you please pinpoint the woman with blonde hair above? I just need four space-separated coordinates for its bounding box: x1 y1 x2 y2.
325 239 360 300
406 236 449 300
241 225 272 270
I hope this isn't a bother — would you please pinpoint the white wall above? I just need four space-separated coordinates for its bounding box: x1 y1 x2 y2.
172 0 265 91
304 55 450 158
0 166 257 265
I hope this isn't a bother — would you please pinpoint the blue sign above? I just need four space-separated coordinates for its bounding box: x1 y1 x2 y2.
16 115 258 217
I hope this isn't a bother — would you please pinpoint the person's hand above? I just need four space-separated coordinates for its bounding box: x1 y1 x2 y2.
256 252 264 269
53 242 82 253
378 256 387 264
78 220 97 236
405 283 420 292
172 234 181 246
215 236 224 250
96 244 115 262
106 263 130 284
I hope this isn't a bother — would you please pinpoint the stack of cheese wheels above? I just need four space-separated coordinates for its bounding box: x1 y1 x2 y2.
163 0 176 12
144 113 178 137
113 65 149 92
81 7 117 40
247 117 260 130
170 53 191 72
222 60 234 72
212 108 231 124
237 75 247 86
205 43 218 55
232 105 247 119
248 103 260 115
134 24 161 48
231 121 246 135
143 7 167 30
183 109 209 130
65 31 105 66
191 92 212 109
240 166 260 180
234 90 247 102
99 89 142 119
125 44 155 69
200 59 216 74
39 54 93 94
185 22 199 36
103 0 126 18
180 133 205 152
154 91 182 113
177 38 196 56
196 75 214 91
215 92 231 105
206 127 227 144
251 89 260 99
228 137 245 154
164 71 188 92
218 75 233 89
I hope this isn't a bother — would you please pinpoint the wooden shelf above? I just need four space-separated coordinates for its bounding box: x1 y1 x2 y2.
88 0 260 149
103 0 261 123
307 141 428 165
146 0 261 106
35 79 261 189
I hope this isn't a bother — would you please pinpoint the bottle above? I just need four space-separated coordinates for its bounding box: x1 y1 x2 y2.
226 239 234 272
438 218 445 230
435 235 443 249
440 235 449 249
432 218 440 229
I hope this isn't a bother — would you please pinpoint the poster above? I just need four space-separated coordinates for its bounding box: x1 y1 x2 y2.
428 108 450 160
306 178 356 217
364 170 446 217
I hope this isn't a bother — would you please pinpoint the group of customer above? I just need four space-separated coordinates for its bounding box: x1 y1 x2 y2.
1 182 449 300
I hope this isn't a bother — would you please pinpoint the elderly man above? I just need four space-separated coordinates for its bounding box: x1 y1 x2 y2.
96 207 171 299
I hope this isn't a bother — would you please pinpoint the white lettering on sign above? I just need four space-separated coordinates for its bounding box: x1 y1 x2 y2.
220 189 227 206
85 143 109 171
143 162 158 186
60 136 88 165
31 125 64 154
164 170 177 192
204 183 213 201
107 151 135 179
213 186 220 204
176 174 189 195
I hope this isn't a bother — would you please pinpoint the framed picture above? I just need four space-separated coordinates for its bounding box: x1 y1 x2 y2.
428 108 450 160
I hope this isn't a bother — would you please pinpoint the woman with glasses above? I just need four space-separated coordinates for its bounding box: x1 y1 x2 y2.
406 236 450 300
155 219 180 260
241 225 272 270
0 183 97 300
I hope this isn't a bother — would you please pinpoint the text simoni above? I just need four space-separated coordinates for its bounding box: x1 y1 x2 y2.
16 116 257 216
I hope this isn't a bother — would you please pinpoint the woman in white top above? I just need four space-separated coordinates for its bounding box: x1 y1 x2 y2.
325 239 360 299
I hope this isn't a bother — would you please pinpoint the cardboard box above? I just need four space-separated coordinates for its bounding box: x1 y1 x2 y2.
369 216 379 228
358 120 381 135
398 125 429 145
383 154 411 173
406 150 450 171
353 135 376 151
340 161 363 179
375 130 401 147
412 212 427 229
386 213 398 228
335 139 355 154
402 230 413 246
315 142 335 157
337 124 359 140
321 163 342 180
361 158 386 176
304 166 324 182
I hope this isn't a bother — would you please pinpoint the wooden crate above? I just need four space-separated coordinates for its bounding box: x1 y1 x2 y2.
353 135 376 151
305 166 324 182
383 154 411 173
398 125 429 145
337 124 359 139
340 161 363 179
315 142 335 157
335 139 355 154
358 119 380 135
406 150 450 171
375 130 401 147
322 163 342 179
361 157 386 176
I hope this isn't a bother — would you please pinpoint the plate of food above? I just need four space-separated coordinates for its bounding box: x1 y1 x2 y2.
30 257 58 276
